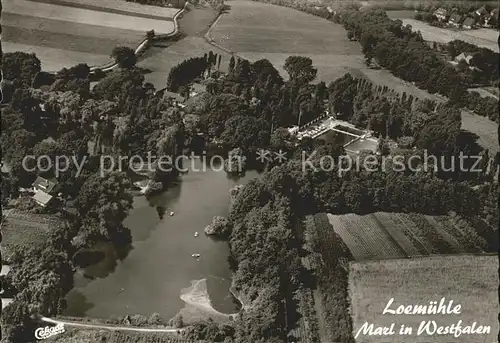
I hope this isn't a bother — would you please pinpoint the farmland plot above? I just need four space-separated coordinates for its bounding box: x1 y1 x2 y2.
2 0 177 71
372 212 421 256
326 212 490 261
398 18 499 52
327 213 406 259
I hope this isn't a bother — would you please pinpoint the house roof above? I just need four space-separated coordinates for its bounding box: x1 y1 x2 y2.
476 6 487 15
0 265 11 277
1 161 11 174
191 83 207 94
449 13 463 22
455 52 474 64
32 176 58 193
434 8 447 15
163 90 185 102
33 191 53 205
463 17 475 26
2 298 13 310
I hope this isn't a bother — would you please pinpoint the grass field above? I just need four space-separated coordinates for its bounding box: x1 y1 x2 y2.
2 0 178 71
349 254 499 343
397 18 499 52
326 212 489 260
461 110 499 154
211 0 364 82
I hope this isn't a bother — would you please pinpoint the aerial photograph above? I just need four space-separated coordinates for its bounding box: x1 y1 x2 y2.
0 0 498 341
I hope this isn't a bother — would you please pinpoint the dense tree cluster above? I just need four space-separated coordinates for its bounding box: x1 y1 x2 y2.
446 39 499 85
167 52 209 92
2 52 41 88
111 46 137 69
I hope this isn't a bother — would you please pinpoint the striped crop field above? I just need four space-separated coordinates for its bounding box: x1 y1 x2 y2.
2 0 178 71
349 254 499 343
326 212 490 260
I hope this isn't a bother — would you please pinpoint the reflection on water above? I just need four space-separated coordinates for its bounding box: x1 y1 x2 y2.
65 160 260 320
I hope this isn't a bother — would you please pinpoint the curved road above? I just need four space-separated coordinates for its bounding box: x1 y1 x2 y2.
40 316 183 333
88 2 188 73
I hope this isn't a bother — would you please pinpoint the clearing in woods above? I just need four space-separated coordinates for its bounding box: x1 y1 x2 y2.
349 254 499 343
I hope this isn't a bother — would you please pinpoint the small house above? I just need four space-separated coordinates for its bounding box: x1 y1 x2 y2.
454 52 474 64
462 17 476 29
448 13 463 27
32 176 58 207
475 6 487 16
433 8 448 21
162 90 186 108
32 176 57 194
483 14 492 27
33 191 54 207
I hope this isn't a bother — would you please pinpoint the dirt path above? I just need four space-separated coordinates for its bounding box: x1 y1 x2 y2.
40 317 183 333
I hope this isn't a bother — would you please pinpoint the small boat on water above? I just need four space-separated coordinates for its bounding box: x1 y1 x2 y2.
194 232 199 237
191 253 201 258
169 211 174 216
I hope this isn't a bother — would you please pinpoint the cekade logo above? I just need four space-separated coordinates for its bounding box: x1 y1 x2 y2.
34 324 65 340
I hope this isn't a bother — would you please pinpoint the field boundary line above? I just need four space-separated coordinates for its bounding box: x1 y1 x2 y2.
204 10 238 57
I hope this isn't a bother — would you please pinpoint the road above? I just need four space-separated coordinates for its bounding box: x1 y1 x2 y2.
40 317 183 333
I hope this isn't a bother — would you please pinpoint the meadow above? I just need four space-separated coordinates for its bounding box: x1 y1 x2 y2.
349 254 499 343
2 0 178 71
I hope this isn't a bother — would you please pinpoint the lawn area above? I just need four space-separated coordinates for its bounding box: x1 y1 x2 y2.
386 9 416 19
349 254 499 343
461 110 499 154
210 0 364 82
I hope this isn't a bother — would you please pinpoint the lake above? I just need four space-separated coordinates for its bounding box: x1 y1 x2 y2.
65 159 259 321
